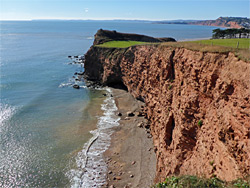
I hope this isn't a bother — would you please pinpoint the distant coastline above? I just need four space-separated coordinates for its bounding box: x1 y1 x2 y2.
2 16 249 29
156 17 250 29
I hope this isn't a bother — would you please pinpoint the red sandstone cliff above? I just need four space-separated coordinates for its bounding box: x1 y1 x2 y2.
190 20 242 29
188 17 249 28
84 45 250 182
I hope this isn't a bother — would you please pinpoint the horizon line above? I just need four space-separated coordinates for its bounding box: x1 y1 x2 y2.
1 16 249 22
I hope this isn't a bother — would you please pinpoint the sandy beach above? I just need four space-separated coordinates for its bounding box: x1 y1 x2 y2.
103 88 156 188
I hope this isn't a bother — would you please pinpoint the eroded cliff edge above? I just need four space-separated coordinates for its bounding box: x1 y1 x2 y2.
84 44 250 182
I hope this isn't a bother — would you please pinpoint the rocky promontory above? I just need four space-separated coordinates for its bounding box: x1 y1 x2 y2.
93 29 176 45
84 30 250 183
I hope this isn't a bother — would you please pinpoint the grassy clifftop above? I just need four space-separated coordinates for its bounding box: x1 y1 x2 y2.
94 38 250 61
95 40 151 48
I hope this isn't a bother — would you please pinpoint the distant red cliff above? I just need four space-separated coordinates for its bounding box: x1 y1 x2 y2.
188 17 250 28
158 17 250 29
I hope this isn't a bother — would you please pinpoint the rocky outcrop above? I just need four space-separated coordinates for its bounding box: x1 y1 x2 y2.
93 29 176 45
84 42 250 182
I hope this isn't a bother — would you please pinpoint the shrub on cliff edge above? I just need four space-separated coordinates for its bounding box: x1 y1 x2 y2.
153 175 250 188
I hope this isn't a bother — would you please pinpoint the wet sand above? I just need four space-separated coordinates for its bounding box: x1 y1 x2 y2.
103 88 156 188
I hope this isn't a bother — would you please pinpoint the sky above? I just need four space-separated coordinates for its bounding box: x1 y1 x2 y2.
0 0 249 21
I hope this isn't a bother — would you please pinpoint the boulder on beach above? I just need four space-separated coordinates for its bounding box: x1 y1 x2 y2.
77 72 84 75
127 111 134 117
73 84 80 89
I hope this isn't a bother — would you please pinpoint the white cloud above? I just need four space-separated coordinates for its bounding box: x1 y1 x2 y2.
84 8 89 13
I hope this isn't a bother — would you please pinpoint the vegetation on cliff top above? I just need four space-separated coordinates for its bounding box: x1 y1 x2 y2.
212 28 250 39
189 38 250 49
95 38 250 61
95 40 152 48
161 39 250 61
154 175 250 188
93 29 176 45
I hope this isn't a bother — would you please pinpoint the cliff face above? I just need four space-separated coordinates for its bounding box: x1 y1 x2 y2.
84 45 250 182
191 20 242 29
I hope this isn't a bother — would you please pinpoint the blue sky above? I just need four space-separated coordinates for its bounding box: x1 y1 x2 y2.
0 0 249 21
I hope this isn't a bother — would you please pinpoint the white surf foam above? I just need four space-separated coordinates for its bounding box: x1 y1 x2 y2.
59 77 87 89
0 103 16 133
67 88 120 188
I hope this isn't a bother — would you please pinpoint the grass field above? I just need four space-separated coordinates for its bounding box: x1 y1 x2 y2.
189 38 250 49
96 39 250 61
95 40 150 48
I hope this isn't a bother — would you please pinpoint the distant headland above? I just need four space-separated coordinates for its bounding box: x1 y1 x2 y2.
156 17 250 29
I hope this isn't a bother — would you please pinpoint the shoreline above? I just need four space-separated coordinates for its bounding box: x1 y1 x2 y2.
103 88 156 188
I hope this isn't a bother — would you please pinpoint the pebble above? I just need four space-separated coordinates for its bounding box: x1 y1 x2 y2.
127 111 135 117
131 161 136 165
124 117 130 120
108 170 113 174
117 112 122 116
130 174 134 178
137 122 144 128
137 111 145 117
116 176 121 180
109 185 115 188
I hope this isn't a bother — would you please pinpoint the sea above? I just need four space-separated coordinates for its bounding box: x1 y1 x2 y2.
0 20 219 187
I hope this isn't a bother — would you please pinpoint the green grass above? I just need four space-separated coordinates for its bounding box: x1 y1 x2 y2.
161 40 250 62
189 38 250 49
153 175 250 188
96 39 250 61
198 120 203 127
95 40 151 48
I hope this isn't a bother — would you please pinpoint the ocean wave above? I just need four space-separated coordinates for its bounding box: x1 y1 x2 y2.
59 82 74 88
67 88 120 188
0 103 16 132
